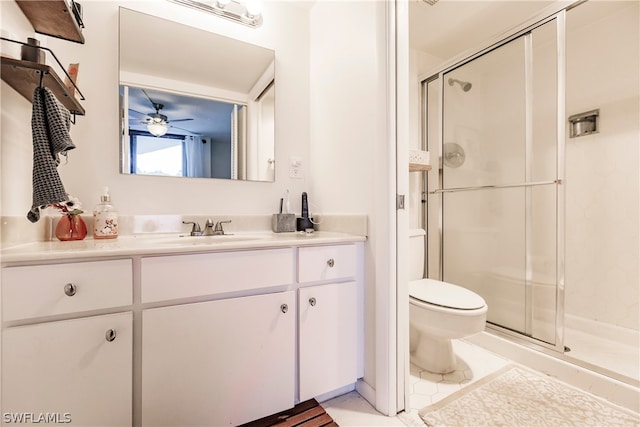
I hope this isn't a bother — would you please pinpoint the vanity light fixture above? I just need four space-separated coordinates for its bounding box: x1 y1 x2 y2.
169 0 263 28
147 121 169 137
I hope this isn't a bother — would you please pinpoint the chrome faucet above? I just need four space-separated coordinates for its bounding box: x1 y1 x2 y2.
203 219 232 236
183 219 232 236
203 219 215 236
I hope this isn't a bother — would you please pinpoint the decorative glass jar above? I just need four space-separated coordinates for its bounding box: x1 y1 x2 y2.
55 214 87 241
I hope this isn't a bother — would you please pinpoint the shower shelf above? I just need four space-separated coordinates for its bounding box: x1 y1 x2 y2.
409 163 432 172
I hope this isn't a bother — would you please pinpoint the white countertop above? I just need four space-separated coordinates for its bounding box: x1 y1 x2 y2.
0 231 366 264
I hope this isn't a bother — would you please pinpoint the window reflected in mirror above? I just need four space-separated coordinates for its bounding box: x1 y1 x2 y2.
131 133 184 177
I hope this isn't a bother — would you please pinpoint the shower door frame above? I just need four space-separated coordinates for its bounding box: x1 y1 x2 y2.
422 10 567 354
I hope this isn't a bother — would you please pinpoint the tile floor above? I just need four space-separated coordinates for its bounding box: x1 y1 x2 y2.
322 335 640 426
321 339 510 426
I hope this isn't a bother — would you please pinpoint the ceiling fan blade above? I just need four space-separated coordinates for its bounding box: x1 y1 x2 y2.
168 118 194 123
141 89 158 110
129 109 151 119
170 125 194 133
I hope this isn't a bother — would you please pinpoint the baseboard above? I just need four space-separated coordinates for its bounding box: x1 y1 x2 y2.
355 379 376 408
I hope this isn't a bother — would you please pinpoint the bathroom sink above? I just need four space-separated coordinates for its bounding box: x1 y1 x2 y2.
155 234 268 246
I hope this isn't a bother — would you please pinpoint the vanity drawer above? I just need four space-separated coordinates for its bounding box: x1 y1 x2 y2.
2 259 133 322
298 244 357 284
141 248 294 303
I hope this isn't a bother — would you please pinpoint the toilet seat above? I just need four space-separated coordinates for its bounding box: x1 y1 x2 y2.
409 278 485 310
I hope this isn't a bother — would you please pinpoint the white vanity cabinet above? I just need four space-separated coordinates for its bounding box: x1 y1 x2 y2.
0 234 364 426
1 259 133 426
140 248 297 426
140 248 294 303
141 291 295 427
297 244 363 401
2 259 132 321
298 281 359 401
2 313 133 426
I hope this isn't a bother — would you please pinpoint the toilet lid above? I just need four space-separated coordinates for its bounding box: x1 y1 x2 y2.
409 279 486 310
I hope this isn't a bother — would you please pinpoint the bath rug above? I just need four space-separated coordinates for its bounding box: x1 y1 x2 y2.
419 365 640 427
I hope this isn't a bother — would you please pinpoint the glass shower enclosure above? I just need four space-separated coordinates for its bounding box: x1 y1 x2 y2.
424 15 565 350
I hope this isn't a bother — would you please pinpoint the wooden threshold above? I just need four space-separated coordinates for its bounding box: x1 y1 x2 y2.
239 399 338 427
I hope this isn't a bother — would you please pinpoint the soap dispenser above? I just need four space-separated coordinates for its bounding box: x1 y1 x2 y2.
93 187 119 239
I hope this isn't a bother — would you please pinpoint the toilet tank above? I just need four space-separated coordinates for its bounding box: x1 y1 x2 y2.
409 229 426 281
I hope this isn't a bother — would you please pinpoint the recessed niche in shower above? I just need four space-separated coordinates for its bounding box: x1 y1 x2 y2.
568 109 599 138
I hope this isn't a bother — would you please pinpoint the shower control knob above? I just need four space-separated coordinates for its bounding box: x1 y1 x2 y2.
309 297 316 307
64 283 77 297
327 259 335 268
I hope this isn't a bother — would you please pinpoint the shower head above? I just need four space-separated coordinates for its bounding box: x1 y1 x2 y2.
448 78 472 92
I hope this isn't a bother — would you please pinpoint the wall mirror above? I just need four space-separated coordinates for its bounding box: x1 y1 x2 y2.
119 7 275 181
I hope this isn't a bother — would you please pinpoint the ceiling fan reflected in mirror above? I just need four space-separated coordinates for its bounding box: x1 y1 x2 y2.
129 89 194 137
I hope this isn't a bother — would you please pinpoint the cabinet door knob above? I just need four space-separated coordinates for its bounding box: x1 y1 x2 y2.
64 283 77 296
327 258 335 268
280 304 288 313
309 297 317 307
105 329 117 342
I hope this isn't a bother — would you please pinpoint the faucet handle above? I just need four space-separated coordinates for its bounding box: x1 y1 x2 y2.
214 220 232 234
182 221 202 236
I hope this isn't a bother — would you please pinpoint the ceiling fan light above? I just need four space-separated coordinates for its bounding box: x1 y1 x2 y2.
147 122 168 137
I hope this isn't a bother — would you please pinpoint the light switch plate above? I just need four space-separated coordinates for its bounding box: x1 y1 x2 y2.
289 156 304 179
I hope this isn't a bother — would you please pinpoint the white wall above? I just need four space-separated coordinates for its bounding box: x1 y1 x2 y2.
309 0 392 412
1 0 310 218
408 48 443 230
564 1 639 331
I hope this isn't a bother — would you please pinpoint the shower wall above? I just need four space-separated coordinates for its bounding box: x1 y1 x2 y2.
565 1 639 332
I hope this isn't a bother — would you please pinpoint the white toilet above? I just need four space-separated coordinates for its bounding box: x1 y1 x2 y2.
409 229 488 373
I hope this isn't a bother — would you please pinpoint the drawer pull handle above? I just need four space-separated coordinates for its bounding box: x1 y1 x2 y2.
280 304 288 314
309 297 317 307
327 258 335 268
64 283 77 297
105 329 117 342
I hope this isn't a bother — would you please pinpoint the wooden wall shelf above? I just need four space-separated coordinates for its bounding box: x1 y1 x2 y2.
1 56 85 116
409 163 432 172
16 0 84 44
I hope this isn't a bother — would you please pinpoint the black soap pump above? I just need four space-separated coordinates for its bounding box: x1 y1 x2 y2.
296 192 315 231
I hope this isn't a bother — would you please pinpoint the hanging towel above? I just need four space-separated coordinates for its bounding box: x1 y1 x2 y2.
27 87 76 223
